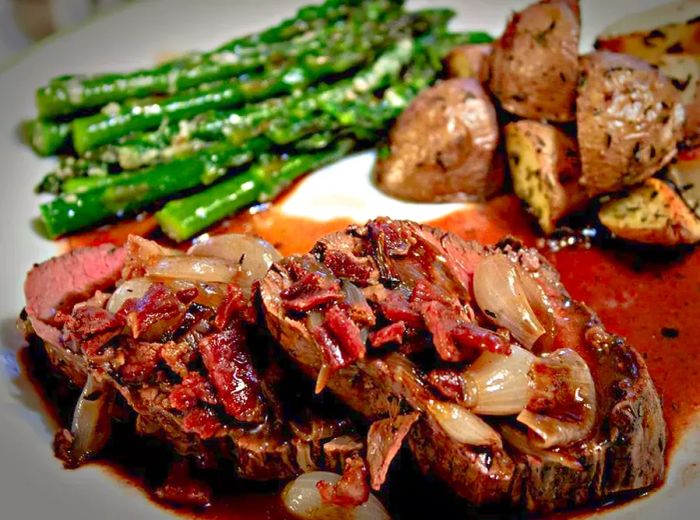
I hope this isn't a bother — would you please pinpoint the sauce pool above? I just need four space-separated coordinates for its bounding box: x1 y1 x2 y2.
34 193 700 518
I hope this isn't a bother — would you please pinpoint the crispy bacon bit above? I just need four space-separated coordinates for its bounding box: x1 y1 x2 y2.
317 454 370 508
160 341 197 378
410 279 450 306
171 303 213 341
367 218 413 257
118 340 162 385
169 373 218 412
310 324 346 388
118 283 183 339
155 460 212 508
53 429 77 469
198 329 266 423
366 413 420 490
63 306 125 356
428 368 468 403
323 250 374 285
175 287 199 305
324 305 366 362
379 291 422 328
528 362 585 422
281 271 343 313
182 407 221 439
369 321 406 348
453 322 511 355
214 284 254 330
421 301 466 362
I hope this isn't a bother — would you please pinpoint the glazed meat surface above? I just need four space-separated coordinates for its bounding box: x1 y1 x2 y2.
22 237 360 479
259 218 666 512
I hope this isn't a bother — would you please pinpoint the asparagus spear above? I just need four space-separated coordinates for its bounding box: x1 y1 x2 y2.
35 0 378 118
69 21 401 156
156 139 354 241
68 6 449 154
39 137 270 237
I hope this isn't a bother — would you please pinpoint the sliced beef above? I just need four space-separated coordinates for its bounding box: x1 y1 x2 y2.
259 218 666 513
23 244 125 348
25 244 125 325
20 240 363 483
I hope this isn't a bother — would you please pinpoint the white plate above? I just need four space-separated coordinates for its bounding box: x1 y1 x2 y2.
0 1 698 519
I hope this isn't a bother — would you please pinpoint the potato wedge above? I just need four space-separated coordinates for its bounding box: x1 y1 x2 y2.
489 0 580 122
445 44 492 82
577 51 684 197
657 54 700 146
505 120 586 234
667 147 700 218
595 17 700 65
374 78 502 202
599 178 700 245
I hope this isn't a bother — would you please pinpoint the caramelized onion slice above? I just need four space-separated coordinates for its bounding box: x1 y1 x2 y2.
107 278 153 314
500 425 583 471
70 375 113 465
188 234 282 291
282 472 389 520
427 400 502 448
465 345 535 416
473 255 545 349
146 255 238 284
517 348 597 448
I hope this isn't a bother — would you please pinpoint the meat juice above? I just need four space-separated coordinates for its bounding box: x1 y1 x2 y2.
27 193 700 519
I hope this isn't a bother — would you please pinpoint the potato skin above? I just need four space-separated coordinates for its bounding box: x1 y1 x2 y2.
505 121 586 234
489 0 580 122
599 178 700 245
595 18 700 66
445 44 492 83
657 54 700 148
374 78 503 202
576 51 684 197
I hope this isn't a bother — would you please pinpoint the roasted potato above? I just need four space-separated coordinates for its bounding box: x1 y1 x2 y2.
505 120 586 234
659 54 700 105
667 147 700 218
445 44 492 82
595 17 700 65
489 0 580 122
657 54 700 146
576 51 684 197
599 178 700 246
374 78 503 202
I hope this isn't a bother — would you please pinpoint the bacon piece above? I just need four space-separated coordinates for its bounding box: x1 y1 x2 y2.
175 287 199 305
366 412 420 490
181 407 221 439
421 301 508 362
281 271 343 313
528 361 585 422
324 305 366 363
155 460 212 508
214 284 254 330
63 306 124 356
453 322 511 355
317 454 370 508
118 283 183 339
198 329 266 423
369 321 406 348
421 301 466 362
118 340 162 385
160 341 197 378
378 291 422 328
428 368 469 403
169 373 218 412
410 279 451 306
323 250 374 285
